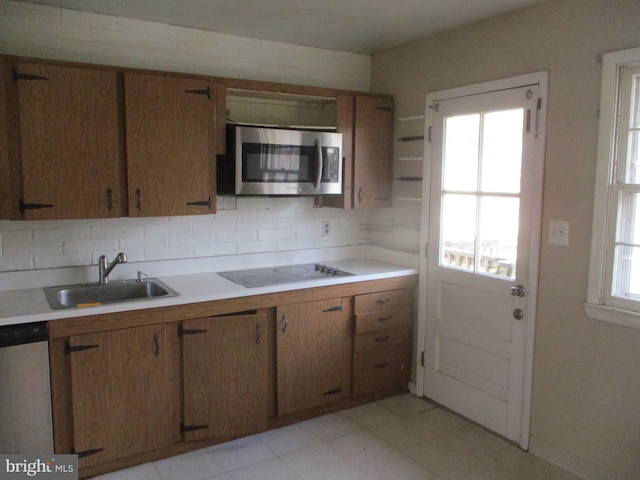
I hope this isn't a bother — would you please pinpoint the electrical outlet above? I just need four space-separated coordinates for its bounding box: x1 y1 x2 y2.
549 220 569 246
322 220 330 237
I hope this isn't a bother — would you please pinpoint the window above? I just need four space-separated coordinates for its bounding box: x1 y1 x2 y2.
586 47 640 329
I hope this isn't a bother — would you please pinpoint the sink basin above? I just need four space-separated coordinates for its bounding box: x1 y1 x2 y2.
44 278 178 309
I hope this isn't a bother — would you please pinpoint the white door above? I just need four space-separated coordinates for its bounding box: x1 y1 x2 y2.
418 73 546 447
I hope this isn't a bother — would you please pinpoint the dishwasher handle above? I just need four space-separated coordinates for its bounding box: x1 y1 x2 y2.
0 321 48 348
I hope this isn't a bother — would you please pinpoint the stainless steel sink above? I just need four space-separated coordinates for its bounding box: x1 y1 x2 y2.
44 278 178 309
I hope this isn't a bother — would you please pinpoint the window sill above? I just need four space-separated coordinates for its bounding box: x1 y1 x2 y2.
583 302 640 330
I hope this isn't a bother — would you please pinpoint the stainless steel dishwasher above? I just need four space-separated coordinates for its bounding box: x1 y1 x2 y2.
0 321 54 453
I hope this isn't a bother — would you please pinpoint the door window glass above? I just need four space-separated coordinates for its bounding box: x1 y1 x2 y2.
441 108 524 279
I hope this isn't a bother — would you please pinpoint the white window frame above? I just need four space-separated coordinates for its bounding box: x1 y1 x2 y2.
585 46 640 329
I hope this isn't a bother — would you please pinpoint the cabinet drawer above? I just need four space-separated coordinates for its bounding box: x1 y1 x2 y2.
355 307 411 334
353 342 411 396
354 288 413 315
354 325 411 352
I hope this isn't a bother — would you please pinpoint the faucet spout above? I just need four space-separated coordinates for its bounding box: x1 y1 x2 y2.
98 252 127 284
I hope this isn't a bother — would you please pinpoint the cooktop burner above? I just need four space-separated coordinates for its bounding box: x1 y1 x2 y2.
217 263 353 288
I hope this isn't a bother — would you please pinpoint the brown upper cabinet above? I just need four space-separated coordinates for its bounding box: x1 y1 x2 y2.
0 60 18 220
12 62 125 220
124 73 216 217
353 95 394 208
1 55 394 220
325 94 394 209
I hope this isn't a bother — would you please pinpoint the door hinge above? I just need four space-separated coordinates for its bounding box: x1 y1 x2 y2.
185 86 211 99
428 126 432 143
19 199 54 214
65 342 99 354
322 387 342 396
421 350 425 367
75 448 104 458
180 422 209 434
424 243 429 259
323 304 343 312
535 97 542 138
12 69 48 83
178 325 208 337
186 197 211 209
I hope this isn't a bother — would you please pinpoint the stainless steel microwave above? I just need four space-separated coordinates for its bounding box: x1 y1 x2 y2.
217 125 343 196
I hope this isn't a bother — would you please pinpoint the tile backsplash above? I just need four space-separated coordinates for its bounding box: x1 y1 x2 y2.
0 196 367 273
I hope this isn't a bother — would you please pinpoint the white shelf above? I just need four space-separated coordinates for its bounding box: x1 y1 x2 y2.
397 115 425 122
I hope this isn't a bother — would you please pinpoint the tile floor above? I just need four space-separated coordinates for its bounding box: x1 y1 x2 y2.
93 394 582 480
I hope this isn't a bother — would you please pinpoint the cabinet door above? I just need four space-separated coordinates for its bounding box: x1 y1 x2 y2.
182 314 268 440
277 298 352 416
68 324 171 468
125 73 216 217
15 62 124 219
353 95 393 209
323 94 354 209
0 60 20 220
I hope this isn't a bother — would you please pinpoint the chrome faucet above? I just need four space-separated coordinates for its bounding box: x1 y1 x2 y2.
98 252 127 284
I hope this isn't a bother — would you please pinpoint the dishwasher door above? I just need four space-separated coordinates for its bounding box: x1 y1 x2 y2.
0 321 54 453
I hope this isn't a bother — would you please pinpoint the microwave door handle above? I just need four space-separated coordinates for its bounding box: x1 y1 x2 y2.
315 139 323 190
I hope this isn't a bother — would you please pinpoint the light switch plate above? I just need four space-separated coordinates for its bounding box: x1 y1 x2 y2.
549 220 569 246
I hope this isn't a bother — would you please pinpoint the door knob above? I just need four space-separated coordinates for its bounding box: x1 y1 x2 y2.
513 308 524 320
510 284 526 297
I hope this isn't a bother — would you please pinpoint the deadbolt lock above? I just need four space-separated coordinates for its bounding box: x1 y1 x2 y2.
510 284 526 297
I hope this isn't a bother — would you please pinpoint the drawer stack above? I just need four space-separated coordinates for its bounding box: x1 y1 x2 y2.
352 288 413 395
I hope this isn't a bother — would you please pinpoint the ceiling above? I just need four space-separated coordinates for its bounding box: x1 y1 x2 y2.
16 0 543 54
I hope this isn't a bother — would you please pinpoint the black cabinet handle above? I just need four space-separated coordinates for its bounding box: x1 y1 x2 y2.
135 188 143 212
107 188 114 211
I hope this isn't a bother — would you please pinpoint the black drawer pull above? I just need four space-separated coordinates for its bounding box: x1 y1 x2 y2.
375 336 390 342
376 298 391 304
377 316 391 322
374 363 389 369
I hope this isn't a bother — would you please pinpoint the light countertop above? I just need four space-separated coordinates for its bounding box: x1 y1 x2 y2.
0 259 417 327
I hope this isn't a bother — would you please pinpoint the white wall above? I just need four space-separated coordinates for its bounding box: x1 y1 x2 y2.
0 0 371 277
0 0 370 90
371 1 640 479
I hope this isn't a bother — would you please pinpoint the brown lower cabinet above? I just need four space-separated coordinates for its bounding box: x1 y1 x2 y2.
276 297 352 416
182 313 268 440
67 324 174 469
352 289 414 395
48 277 416 478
